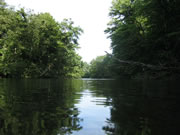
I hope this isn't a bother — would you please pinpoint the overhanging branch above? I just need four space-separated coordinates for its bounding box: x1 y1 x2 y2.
105 51 180 71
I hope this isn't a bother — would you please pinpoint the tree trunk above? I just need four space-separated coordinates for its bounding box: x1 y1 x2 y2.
105 51 180 71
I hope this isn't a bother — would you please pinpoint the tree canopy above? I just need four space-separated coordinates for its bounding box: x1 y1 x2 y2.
105 0 180 79
82 55 113 78
1 0 180 79
0 1 83 78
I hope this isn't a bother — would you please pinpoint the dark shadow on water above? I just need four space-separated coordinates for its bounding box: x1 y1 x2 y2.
99 80 180 135
0 79 83 135
0 79 180 135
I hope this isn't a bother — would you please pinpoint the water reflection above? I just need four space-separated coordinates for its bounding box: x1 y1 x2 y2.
0 79 180 135
101 80 180 135
0 79 83 135
73 89 110 135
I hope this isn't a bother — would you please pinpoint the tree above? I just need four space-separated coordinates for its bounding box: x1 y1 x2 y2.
0 2 83 78
86 55 113 78
82 62 90 78
105 0 180 79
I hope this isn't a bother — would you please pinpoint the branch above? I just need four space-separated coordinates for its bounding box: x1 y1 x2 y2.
105 51 180 70
39 64 53 77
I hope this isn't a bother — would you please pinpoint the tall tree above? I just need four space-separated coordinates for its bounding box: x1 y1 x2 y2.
0 2 83 78
106 0 180 79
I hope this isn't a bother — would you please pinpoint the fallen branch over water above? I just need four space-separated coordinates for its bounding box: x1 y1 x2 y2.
39 64 53 77
105 51 180 71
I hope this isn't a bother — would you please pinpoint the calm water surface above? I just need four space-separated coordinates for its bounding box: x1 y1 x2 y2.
0 79 179 135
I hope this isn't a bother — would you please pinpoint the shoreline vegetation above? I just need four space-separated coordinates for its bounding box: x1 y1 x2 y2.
0 0 180 80
0 0 84 78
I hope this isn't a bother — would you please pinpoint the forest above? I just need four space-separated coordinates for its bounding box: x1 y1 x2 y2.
84 0 180 79
0 0 83 78
0 0 180 79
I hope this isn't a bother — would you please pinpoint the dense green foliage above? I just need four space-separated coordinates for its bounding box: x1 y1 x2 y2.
105 0 180 79
82 55 113 78
0 1 83 78
1 0 180 79
81 62 90 78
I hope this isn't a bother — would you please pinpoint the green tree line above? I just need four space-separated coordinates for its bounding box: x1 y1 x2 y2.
1 0 180 79
0 0 84 78
82 55 113 78
105 0 180 79
83 0 180 79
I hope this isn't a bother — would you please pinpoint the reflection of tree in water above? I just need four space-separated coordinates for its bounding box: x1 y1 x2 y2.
100 80 180 135
102 96 152 135
0 79 83 135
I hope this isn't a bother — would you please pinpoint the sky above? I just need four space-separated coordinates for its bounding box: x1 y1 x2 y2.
5 0 112 63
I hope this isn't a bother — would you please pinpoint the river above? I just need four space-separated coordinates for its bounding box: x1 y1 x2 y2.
0 79 179 135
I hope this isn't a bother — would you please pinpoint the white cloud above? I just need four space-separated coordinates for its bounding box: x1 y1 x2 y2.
6 0 112 62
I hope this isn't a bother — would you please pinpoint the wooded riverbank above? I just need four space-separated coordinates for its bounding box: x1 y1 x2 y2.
0 0 180 79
